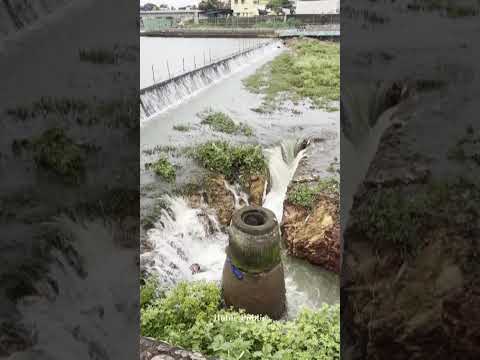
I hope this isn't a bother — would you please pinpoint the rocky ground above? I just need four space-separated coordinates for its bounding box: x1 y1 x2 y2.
140 337 216 360
281 136 341 273
192 174 267 226
341 1 480 357
343 97 480 358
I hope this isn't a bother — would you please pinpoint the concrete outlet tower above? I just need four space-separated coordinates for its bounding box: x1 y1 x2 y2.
222 206 286 320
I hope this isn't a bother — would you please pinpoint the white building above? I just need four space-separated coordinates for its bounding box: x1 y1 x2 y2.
295 0 339 14
231 0 267 17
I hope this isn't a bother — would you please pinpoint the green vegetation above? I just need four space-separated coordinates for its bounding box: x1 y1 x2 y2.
140 277 162 309
79 48 117 64
186 17 302 29
191 141 267 184
199 110 253 136
142 145 178 156
5 96 138 128
145 156 176 182
198 0 226 11
173 124 192 132
352 180 480 259
244 39 340 113
31 128 86 183
79 46 137 65
287 178 339 210
141 281 340 360
415 79 447 92
266 0 292 13
447 124 480 165
6 97 88 121
406 0 479 17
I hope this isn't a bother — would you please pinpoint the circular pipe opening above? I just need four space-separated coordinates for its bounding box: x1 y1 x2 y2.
241 210 266 226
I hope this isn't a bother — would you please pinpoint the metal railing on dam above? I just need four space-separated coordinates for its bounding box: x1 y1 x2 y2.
140 40 276 123
141 40 272 94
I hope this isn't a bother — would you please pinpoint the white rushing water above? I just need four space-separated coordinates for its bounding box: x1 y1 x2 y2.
341 104 398 230
263 139 307 222
141 196 228 285
141 139 317 318
13 217 138 360
139 42 280 125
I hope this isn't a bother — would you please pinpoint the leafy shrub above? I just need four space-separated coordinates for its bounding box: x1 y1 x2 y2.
141 281 340 360
199 110 253 136
141 281 221 339
141 277 162 310
287 178 339 209
146 156 176 182
192 141 267 183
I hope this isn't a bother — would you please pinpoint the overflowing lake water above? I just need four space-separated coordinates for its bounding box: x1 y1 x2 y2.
140 37 340 318
140 37 271 89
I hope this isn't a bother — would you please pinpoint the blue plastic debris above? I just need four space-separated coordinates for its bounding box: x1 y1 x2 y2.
227 257 244 280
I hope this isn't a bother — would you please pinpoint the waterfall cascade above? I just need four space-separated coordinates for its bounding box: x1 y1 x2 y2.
141 196 228 285
140 139 315 317
263 139 307 221
139 42 279 125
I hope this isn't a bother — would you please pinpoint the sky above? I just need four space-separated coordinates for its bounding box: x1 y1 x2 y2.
140 0 200 9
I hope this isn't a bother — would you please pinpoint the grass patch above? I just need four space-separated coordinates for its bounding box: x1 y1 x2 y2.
79 45 137 65
287 178 339 210
173 124 192 132
79 48 117 64
145 156 176 182
415 79 447 92
351 179 480 260
142 145 178 156
5 96 139 128
191 141 267 184
447 124 480 165
141 281 340 360
140 276 163 309
199 110 253 136
243 39 339 112
447 125 480 166
31 128 86 183
406 0 479 17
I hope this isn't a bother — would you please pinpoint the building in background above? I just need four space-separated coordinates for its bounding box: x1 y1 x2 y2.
295 0 339 14
231 0 269 16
